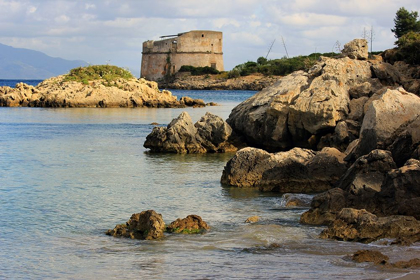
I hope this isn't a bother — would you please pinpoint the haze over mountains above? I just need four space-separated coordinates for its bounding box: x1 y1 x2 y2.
0 43 87 79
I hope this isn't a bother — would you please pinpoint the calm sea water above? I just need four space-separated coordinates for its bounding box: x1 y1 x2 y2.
0 87 418 279
0 79 43 87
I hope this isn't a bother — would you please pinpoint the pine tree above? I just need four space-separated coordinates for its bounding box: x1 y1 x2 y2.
391 7 420 39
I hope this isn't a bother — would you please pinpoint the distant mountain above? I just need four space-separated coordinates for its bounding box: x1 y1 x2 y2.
0 43 88 79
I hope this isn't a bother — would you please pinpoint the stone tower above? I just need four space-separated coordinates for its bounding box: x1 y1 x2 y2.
141 30 224 81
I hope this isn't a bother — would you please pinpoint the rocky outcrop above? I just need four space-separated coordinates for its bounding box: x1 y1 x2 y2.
300 149 420 225
221 147 347 193
349 87 420 160
166 215 210 234
319 208 420 244
160 73 280 91
0 76 202 108
341 39 369 60
227 56 373 152
106 210 166 240
144 111 239 153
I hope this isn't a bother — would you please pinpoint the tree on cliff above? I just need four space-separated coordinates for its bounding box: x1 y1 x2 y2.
391 7 420 39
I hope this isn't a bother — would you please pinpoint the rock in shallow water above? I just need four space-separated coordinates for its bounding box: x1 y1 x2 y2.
319 208 420 244
166 215 210 234
144 111 239 153
221 146 347 193
106 210 166 240
352 250 389 265
106 212 210 239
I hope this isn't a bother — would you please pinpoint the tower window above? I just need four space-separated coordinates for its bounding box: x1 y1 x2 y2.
202 34 204 37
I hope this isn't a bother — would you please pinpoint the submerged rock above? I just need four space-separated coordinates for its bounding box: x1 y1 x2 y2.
106 210 166 240
166 215 210 234
351 250 420 269
352 250 389 265
144 111 239 153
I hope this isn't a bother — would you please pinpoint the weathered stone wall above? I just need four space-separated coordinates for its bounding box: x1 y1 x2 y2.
141 30 224 81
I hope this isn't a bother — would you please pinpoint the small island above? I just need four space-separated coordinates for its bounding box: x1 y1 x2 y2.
0 65 207 108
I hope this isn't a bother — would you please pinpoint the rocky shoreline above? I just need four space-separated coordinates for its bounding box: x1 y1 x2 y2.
0 75 210 108
158 73 281 91
143 39 420 250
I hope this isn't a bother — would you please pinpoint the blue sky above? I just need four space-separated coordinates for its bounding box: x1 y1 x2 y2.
1 0 419 76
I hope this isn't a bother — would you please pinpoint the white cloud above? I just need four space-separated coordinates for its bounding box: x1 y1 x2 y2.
54 15 70 24
279 13 347 27
85 3 95 10
26 6 36 14
212 18 241 29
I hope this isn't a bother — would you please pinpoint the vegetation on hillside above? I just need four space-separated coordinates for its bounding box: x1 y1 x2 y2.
392 7 420 64
392 7 420 39
64 65 134 85
228 52 338 78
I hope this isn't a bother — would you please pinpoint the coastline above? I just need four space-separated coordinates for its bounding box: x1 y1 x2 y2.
158 72 281 91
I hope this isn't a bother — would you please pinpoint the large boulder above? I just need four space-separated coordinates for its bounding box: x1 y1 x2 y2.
351 87 420 160
376 161 420 219
221 146 347 193
319 208 420 243
341 39 368 60
144 112 238 153
227 55 373 152
106 210 166 240
301 150 420 225
301 150 397 225
371 62 401 86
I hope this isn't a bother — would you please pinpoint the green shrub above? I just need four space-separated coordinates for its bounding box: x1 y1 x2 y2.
228 52 340 78
228 69 241 78
64 65 134 85
396 31 420 64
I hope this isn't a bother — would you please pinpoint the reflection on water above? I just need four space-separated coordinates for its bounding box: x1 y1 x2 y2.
0 90 418 279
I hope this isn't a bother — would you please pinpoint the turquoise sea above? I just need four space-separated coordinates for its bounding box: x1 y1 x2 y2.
0 82 418 279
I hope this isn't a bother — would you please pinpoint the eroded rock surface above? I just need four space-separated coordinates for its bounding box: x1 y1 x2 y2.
166 215 210 234
350 87 420 160
144 111 239 153
342 39 369 60
106 210 166 240
300 152 420 225
0 76 197 108
320 208 420 244
227 56 373 152
221 147 347 193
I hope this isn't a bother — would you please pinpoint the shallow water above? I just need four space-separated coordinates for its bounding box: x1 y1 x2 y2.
0 90 418 279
